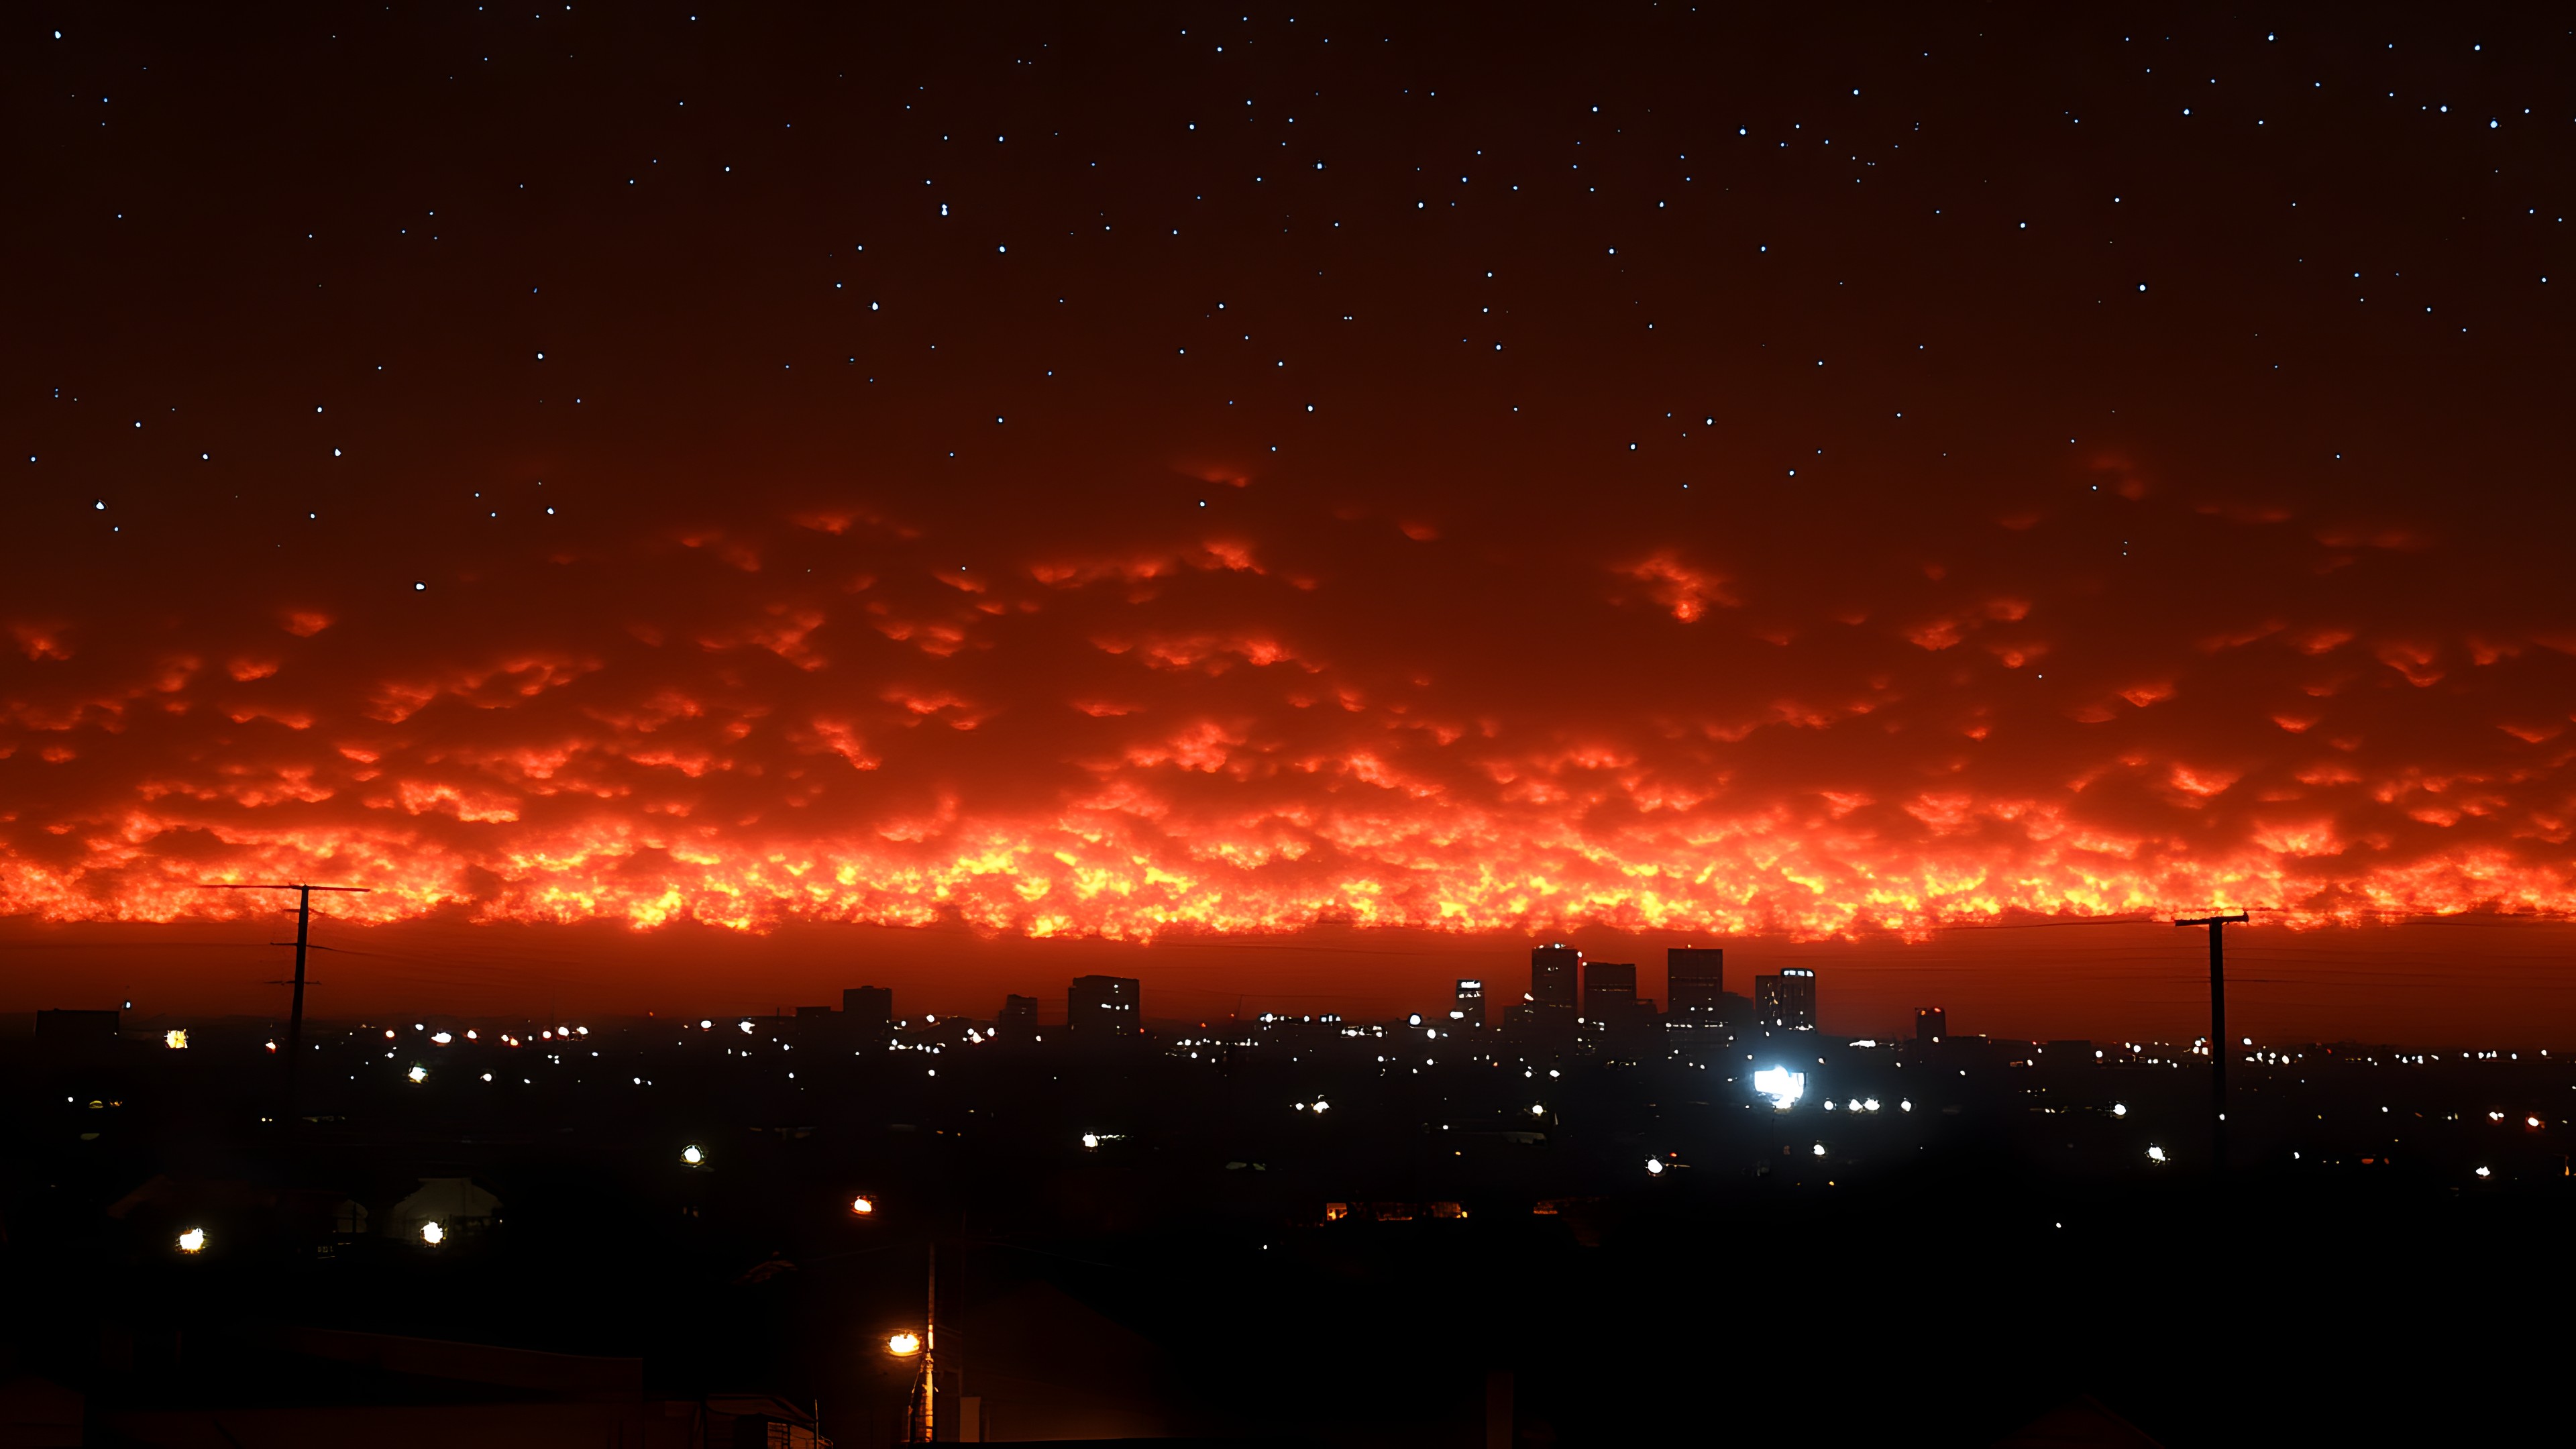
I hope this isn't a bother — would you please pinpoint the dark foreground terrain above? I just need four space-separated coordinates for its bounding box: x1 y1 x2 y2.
4 1014 2568 1445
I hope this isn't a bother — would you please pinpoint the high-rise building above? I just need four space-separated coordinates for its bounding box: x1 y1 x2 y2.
1752 969 1817 1031
1451 979 1487 1029
1668 948 1726 1028
1915 1006 1947 1044
1068 975 1140 1036
998 994 1038 1037
1583 961 1638 1018
1527 944 1581 1039
843 986 893 1034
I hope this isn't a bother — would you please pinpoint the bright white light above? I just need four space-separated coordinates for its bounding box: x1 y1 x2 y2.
2112 1103 2129 1117
1845 1099 1862 1112
2529 1116 2544 1128
1408 1013 1421 1026
739 1020 754 1034
1644 1159 1666 1175
431 1032 452 1044
1752 1067 1806 1110
163 1029 189 1049
1811 1142 1827 1157
421 1220 445 1245
1530 1103 1547 1117
1900 1099 1913 1112
406 1065 427 1084
682 1145 704 1165
700 1020 713 1029
1312 1100 1330 1113
177 1227 206 1254
2147 1145 2167 1164
2475 1166 2492 1179
1863 1098 1881 1112
1081 1133 1100 1149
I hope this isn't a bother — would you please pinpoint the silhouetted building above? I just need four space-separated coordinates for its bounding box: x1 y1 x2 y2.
1452 979 1487 1029
1753 969 1817 1031
1068 975 1140 1036
843 985 892 1034
794 1004 833 1020
1668 949 1726 1029
2040 1040 2097 1076
34 1009 119 1044
1524 943 1580 1038
1916 1006 1947 1044
998 994 1038 1036
1585 960 1643 1022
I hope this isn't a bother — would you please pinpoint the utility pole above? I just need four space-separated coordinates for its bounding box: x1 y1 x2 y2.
2174 911 2250 1172
914 1242 938 1443
201 883 369 1126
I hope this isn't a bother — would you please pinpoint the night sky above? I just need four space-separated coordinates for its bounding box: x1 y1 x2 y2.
6 6 2575 1033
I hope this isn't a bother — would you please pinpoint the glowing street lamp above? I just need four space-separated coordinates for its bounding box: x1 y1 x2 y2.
1752 1066 1806 1110
682 1145 704 1166
421 1220 445 1246
177 1227 207 1254
885 1331 922 1357
407 1065 427 1084
851 1195 877 1216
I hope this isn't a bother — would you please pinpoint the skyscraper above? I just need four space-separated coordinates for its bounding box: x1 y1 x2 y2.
844 985 893 1034
998 994 1038 1037
1068 975 1140 1036
1452 979 1487 1029
1753 969 1817 1031
1527 944 1581 1039
1583 961 1638 1018
1668 948 1725 1029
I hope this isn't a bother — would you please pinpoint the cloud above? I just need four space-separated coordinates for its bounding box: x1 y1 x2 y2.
4 464 2573 943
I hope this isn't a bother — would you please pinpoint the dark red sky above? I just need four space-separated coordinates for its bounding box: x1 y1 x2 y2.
5 5 2573 1034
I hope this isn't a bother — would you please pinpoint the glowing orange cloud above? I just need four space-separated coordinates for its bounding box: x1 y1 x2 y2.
4 484 2573 943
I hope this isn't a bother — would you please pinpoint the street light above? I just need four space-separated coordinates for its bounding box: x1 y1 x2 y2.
682 1145 704 1166
851 1194 877 1216
885 1331 922 1357
422 1220 445 1245
178 1227 207 1254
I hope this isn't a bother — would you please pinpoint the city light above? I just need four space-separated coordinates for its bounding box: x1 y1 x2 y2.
1811 1142 1827 1157
886 1332 923 1357
421 1221 445 1245
177 1227 206 1254
682 1145 704 1165
431 1032 452 1044
2112 1103 2129 1117
1311 1099 1330 1113
1081 1133 1100 1149
851 1195 876 1216
2147 1145 2167 1164
2475 1167 2492 1179
1752 1066 1806 1110
162 1029 189 1049
406 1065 427 1084
1644 1158 1666 1175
